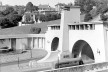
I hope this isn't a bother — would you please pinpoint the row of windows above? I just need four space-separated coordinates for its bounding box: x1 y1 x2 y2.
51 26 60 30
69 24 95 30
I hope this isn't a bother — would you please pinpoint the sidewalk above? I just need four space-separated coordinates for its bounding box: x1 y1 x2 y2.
0 49 47 64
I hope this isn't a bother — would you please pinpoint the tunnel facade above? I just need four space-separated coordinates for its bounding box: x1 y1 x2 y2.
72 40 95 63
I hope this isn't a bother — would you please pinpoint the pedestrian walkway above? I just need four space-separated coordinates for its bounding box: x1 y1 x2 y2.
0 49 47 64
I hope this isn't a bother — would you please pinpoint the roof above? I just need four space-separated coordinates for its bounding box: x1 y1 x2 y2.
0 34 45 39
38 5 50 9
68 21 103 25
55 3 66 6
47 24 60 27
0 20 60 35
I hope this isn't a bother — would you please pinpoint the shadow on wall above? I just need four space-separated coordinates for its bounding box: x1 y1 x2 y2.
51 37 59 51
0 39 11 49
72 40 95 63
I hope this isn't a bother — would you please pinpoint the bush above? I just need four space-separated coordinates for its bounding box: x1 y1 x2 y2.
84 13 93 22
37 13 61 22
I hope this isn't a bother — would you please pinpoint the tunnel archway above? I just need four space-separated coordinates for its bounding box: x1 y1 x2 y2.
72 40 95 63
51 37 59 51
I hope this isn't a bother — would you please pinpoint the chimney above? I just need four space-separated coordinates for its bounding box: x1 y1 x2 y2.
59 6 80 54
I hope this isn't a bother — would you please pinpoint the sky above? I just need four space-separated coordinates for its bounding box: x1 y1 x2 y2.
1 0 75 7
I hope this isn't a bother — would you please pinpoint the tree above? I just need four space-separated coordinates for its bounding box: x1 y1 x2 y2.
0 18 11 28
2 7 14 16
25 14 32 22
84 13 93 22
12 11 18 14
67 2 73 6
7 14 22 25
0 6 23 28
100 14 108 21
33 6 38 11
37 13 61 22
0 14 22 28
25 2 34 12
0 11 4 17
18 9 25 15
74 0 95 13
39 14 46 22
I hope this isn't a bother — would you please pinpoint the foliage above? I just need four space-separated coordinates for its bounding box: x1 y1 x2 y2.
7 14 22 25
84 13 92 22
0 7 22 28
96 2 108 14
33 6 38 11
2 7 14 16
30 27 41 34
0 14 22 28
37 13 61 22
18 9 25 15
74 0 96 13
25 2 38 12
25 14 32 22
0 18 11 28
25 2 34 12
100 14 108 21
75 0 108 21
67 2 73 6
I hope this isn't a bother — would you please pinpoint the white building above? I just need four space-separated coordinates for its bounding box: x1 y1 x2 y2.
40 6 108 63
1 6 108 64
0 20 60 53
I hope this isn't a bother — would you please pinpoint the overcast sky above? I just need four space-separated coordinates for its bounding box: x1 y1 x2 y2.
1 0 75 7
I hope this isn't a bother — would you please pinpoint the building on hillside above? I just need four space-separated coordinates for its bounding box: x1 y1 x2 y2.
0 1 2 6
20 12 38 26
55 3 66 13
0 1 7 11
0 6 7 11
20 10 58 26
39 10 58 15
38 4 57 15
38 4 52 11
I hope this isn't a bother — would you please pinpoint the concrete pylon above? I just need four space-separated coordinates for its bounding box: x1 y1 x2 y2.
59 6 80 59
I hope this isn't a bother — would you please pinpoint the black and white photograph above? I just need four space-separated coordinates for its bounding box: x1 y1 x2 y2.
0 0 108 72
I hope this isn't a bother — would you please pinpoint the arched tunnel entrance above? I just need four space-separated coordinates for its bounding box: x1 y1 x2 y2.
51 37 59 51
72 40 95 64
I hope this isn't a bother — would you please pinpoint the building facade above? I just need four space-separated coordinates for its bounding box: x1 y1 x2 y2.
41 6 108 63
1 6 108 64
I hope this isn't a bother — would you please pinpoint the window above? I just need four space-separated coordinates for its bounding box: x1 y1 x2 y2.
69 24 95 30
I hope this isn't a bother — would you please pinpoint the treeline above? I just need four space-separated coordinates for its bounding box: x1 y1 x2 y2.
24 2 61 23
75 0 108 21
36 13 61 22
0 7 22 28
0 2 39 29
